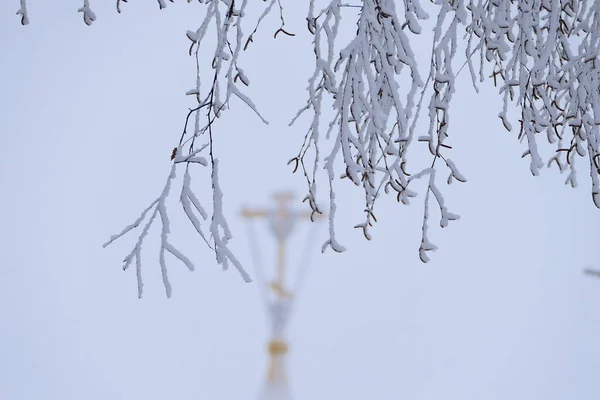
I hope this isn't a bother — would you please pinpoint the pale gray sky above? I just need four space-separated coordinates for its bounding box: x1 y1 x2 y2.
1 2 599 400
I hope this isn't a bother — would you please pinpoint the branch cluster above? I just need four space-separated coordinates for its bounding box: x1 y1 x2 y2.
102 0 272 296
292 0 600 262
15 0 600 292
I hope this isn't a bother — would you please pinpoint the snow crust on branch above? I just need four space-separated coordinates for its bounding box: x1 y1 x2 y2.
102 0 269 296
292 0 466 261
16 0 28 25
16 0 600 293
291 0 600 262
463 0 600 205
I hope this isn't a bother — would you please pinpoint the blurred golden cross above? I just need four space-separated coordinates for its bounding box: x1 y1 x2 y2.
241 192 313 298
242 192 323 390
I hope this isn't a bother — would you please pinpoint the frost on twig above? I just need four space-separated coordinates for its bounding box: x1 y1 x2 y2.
292 0 463 259
102 165 192 299
291 0 600 262
15 0 600 268
78 0 96 26
102 0 278 296
16 0 28 25
464 0 600 209
15 0 96 25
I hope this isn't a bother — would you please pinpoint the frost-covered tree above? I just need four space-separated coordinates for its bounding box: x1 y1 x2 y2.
14 0 600 296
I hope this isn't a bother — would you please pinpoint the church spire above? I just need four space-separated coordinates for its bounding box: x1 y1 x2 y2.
241 192 319 400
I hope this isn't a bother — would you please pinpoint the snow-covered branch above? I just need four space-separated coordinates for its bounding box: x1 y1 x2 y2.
102 0 276 295
293 0 599 262
16 0 28 25
15 0 600 278
464 0 600 206
293 0 465 258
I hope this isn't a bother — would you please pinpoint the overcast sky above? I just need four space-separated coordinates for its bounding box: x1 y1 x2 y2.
1 2 600 400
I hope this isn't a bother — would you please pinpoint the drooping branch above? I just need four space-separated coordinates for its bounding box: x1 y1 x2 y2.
465 0 600 206
294 0 465 259
78 0 97 26
101 0 277 296
14 0 600 274
16 0 28 25
293 0 599 262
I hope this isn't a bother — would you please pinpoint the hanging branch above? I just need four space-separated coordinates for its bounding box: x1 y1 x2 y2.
292 0 462 258
101 0 275 296
292 0 599 262
78 0 96 26
16 0 28 25
15 0 600 270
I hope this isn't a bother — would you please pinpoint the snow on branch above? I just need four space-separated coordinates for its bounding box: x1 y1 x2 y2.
101 0 276 296
291 0 600 262
78 0 97 26
103 165 194 298
463 0 600 208
291 0 463 259
15 0 600 276
16 0 28 25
